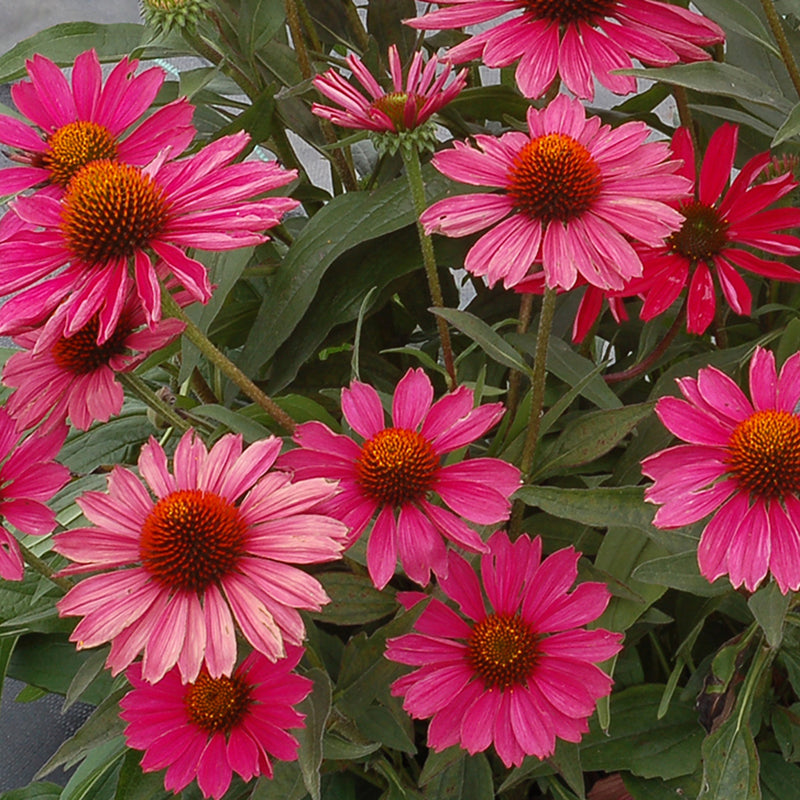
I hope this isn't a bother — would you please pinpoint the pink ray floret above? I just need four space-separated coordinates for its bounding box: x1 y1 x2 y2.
280 367 521 590
55 429 348 682
406 0 723 100
121 647 311 799
385 531 622 766
629 124 800 334
642 346 800 593
420 94 690 292
3 290 185 432
0 409 70 580
0 49 195 196
0 131 299 345
312 44 466 134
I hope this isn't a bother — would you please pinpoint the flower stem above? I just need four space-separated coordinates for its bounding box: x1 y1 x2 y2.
604 302 686 384
342 0 370 52
509 286 557 537
19 542 72 592
119 372 193 434
161 292 298 434
401 145 457 388
761 0 800 100
505 293 534 423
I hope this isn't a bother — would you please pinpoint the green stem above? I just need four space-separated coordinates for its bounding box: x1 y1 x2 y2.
506 293 534 424
18 542 72 592
401 145 457 388
509 287 557 538
161 292 298 434
119 372 193 434
181 28 261 99
673 85 698 162
761 0 800 100
342 0 370 52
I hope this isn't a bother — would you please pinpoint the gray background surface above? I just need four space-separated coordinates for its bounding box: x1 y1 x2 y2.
0 6 143 793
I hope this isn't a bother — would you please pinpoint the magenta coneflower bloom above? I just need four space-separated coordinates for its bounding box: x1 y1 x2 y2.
421 94 690 292
0 49 195 195
0 410 70 581
312 44 466 150
2 293 185 432
406 0 724 101
280 368 520 590
0 131 299 344
121 646 311 799
642 347 800 593
385 531 622 767
55 430 348 682
630 124 800 335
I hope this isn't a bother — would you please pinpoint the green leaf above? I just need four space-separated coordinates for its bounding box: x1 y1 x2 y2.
239 0 286 57
623 770 703 800
297 668 332 800
548 740 585 800
618 62 793 112
310 572 397 626
697 718 761 800
772 101 800 146
545 338 623 409
514 485 657 532
249 761 308 800
323 732 382 761
749 582 792 648
424 752 494 800
632 551 730 597
355 704 416 754
191 404 273 442
114 748 172 800
0 783 63 800
535 402 654 476
0 23 151 82
36 688 127 779
60 412 155 473
691 0 780 56
239 166 454 379
64 648 110 712
431 308 532 376
59 736 126 800
761 752 800 800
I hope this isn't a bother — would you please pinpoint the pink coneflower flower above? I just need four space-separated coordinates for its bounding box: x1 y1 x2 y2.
312 44 466 151
121 646 311 799
0 49 195 195
0 131 299 344
279 368 520 590
406 0 724 101
630 124 800 335
0 410 69 581
642 347 800 593
421 94 690 292
2 293 185 432
55 430 348 682
385 531 622 767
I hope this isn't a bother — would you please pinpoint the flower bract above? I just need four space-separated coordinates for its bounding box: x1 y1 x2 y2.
385 531 622 766
280 367 520 590
121 647 311 799
55 430 348 682
642 346 800 592
421 94 690 292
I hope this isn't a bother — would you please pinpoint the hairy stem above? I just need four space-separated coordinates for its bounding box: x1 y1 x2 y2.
19 542 73 592
401 145 457 387
761 0 800 100
162 292 298 434
119 372 193 434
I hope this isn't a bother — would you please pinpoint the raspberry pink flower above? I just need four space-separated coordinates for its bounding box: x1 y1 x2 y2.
406 0 724 101
0 49 195 195
630 124 800 335
0 411 70 581
55 430 348 682
280 368 520 590
121 647 311 799
312 44 466 150
0 131 299 344
420 94 690 292
385 531 622 766
642 347 800 593
3 293 185 432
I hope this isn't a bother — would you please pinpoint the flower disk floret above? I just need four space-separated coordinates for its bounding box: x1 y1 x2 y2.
0 49 195 195
385 531 623 766
642 347 800 593
279 368 521 590
0 131 299 346
406 0 724 100
121 647 311 799
54 429 349 683
312 44 467 155
421 94 691 293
